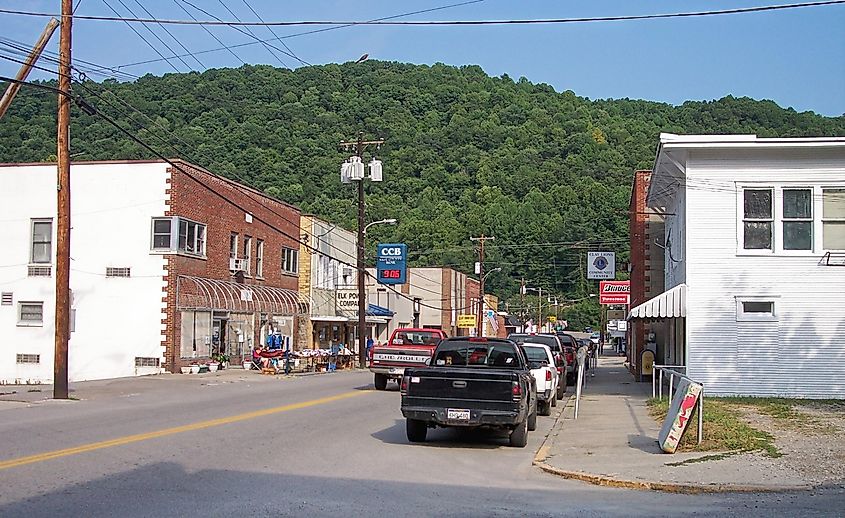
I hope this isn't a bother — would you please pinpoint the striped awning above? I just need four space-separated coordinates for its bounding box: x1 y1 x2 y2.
176 276 310 315
628 283 687 319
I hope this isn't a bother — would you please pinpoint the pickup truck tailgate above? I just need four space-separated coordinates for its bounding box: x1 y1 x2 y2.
371 346 431 367
404 368 517 411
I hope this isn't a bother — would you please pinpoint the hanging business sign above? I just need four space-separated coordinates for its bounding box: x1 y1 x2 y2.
587 251 616 280
336 289 359 317
376 243 408 285
600 280 630 305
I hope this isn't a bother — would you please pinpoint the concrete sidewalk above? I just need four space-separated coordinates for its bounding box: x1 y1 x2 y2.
535 356 810 493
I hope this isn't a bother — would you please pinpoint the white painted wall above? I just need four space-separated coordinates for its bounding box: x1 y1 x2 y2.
0 162 170 383
681 147 845 397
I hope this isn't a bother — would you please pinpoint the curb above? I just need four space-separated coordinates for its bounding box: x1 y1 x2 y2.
531 389 811 494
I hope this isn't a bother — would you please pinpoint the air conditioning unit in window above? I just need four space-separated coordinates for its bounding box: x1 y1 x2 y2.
229 258 247 272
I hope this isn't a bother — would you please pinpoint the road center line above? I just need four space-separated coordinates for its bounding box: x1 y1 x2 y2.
0 389 368 471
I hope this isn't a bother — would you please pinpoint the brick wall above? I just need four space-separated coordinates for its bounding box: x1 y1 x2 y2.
162 161 302 371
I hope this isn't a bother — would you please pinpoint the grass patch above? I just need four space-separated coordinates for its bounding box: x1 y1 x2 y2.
647 398 781 458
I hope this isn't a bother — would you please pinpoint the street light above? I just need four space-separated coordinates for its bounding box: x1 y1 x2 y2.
363 218 397 235
340 133 385 369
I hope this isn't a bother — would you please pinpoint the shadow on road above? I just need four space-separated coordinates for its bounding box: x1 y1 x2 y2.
372 419 511 449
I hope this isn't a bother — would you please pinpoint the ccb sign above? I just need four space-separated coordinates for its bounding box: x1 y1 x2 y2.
376 243 408 285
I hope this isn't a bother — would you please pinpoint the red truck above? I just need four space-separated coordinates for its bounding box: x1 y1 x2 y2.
369 328 447 390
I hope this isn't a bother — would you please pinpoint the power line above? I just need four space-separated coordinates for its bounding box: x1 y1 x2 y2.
119 0 484 69
131 0 205 69
171 0 245 66
215 0 288 68
101 0 181 73
241 0 302 65
2 1 842 26
115 0 193 71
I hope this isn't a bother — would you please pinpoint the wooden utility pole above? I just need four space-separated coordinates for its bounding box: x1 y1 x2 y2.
54 0 72 399
471 235 495 337
520 277 525 331
0 18 60 120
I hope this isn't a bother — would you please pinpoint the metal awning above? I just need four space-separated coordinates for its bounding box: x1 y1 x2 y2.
628 283 687 320
177 276 310 315
311 315 349 323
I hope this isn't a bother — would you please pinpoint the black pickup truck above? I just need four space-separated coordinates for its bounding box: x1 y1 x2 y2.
400 337 537 447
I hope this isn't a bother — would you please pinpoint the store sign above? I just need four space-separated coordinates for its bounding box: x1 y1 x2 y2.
376 243 408 285
600 280 630 305
587 251 616 280
337 289 359 317
658 378 703 453
457 314 477 329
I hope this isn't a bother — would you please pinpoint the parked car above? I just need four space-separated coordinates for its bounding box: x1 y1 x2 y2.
507 333 568 398
369 328 447 390
520 343 559 416
555 332 580 385
400 337 537 447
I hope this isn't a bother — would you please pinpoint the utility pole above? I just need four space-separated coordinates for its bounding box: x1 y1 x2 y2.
520 277 525 331
54 0 72 399
471 235 494 337
340 132 384 369
0 18 60 120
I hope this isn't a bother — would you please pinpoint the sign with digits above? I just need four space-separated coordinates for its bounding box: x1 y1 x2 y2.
376 243 407 285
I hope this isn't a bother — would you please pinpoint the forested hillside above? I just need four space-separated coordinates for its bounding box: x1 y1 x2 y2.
2 61 843 321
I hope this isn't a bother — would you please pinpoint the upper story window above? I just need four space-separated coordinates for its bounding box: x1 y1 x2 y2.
31 219 53 264
151 217 206 257
742 188 772 250
282 247 298 275
739 185 845 254
243 236 252 275
229 233 238 259
256 240 264 278
823 189 845 250
18 301 44 326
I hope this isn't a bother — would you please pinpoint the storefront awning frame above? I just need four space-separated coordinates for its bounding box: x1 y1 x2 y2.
176 275 311 316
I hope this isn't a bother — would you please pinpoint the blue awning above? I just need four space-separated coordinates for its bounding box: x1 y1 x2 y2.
367 303 394 317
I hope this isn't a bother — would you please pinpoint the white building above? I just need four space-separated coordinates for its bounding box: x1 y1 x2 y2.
630 134 845 397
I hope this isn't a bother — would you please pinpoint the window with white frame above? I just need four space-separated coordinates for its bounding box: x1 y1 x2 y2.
256 239 264 277
151 217 206 256
31 218 52 264
782 188 813 250
18 301 43 326
282 247 298 274
229 233 238 258
742 188 773 250
823 188 845 250
735 296 778 322
243 236 252 275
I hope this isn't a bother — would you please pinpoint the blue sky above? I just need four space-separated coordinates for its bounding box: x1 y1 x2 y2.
2 0 844 116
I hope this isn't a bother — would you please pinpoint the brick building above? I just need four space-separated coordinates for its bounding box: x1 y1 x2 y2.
0 160 307 382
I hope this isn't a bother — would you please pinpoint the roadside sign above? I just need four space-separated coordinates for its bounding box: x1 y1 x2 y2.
547 315 556 322
658 378 703 453
587 251 616 280
376 243 407 285
600 280 630 305
457 314 477 328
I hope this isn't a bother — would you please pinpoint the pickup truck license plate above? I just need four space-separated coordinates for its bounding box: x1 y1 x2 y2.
447 408 470 420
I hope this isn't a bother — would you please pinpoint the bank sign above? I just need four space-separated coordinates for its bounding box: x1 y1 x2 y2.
376 243 408 285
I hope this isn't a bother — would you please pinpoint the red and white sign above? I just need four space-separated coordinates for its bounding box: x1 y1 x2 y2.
600 280 630 305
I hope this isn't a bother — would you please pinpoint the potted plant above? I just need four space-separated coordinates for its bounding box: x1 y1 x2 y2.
189 363 200 374
180 366 191 374
208 361 220 372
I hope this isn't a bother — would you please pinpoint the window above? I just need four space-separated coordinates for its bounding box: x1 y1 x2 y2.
106 267 131 278
151 217 205 256
735 296 778 322
823 189 845 250
782 189 813 250
743 189 773 250
256 240 264 278
229 233 238 259
16 354 40 364
282 247 298 274
18 301 43 326
243 236 252 275
31 218 52 264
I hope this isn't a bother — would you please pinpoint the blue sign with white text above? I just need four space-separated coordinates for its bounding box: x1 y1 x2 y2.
376 243 407 285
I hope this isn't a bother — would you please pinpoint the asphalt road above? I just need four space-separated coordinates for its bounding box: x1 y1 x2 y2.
0 370 841 517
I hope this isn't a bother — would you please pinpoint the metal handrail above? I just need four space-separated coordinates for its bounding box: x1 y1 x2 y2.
652 364 704 444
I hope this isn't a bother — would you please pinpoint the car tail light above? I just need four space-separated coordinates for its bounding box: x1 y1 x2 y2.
400 375 409 394
545 370 552 382
556 366 562 374
512 381 521 402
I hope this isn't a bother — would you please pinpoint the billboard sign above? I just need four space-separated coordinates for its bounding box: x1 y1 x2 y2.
600 280 630 305
376 243 407 285
587 251 616 280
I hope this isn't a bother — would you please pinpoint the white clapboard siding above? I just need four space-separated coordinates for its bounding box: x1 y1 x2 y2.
681 146 845 398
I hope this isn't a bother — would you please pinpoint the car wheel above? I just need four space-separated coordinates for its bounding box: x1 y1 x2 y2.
374 373 387 391
551 392 557 407
406 419 427 442
527 404 537 431
556 379 565 399
539 400 551 416
509 418 528 448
